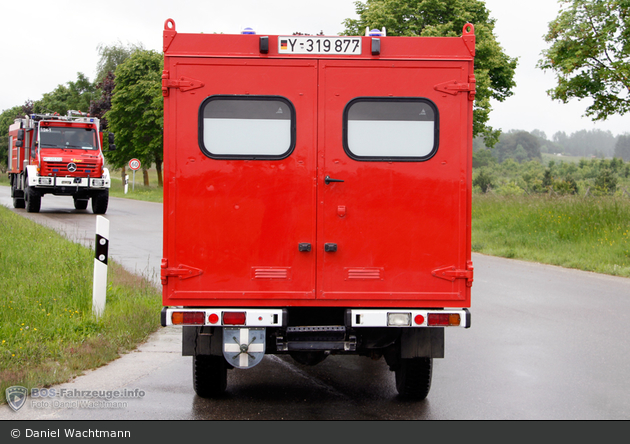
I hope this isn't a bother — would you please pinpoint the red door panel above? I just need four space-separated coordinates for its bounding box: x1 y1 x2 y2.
317 61 472 305
163 59 318 305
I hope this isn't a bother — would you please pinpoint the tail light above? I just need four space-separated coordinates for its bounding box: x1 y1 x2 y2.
223 312 246 325
171 311 205 325
428 313 461 326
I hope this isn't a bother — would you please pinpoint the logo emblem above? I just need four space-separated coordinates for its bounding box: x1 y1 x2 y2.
67 163 77 172
223 328 265 369
6 386 28 412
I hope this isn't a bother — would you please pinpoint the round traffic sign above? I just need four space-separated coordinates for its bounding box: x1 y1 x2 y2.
129 158 141 171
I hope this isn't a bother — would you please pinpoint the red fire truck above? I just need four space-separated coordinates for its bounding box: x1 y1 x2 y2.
7 111 113 213
160 19 475 399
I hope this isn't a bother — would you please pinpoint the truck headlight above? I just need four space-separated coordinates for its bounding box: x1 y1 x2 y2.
92 179 105 186
38 177 53 185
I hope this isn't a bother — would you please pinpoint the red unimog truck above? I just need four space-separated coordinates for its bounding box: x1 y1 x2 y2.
160 19 474 399
7 111 113 213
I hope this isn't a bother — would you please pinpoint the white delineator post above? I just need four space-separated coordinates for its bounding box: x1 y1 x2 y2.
92 216 109 318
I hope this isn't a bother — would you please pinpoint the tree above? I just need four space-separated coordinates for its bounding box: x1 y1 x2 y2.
106 49 164 187
89 71 116 130
33 73 96 116
95 41 145 84
538 0 630 121
614 134 630 161
493 131 542 163
342 0 518 147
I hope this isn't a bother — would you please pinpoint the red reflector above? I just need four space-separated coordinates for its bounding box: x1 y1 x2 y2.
223 312 246 325
428 313 449 326
414 314 425 325
172 311 205 325
208 313 219 324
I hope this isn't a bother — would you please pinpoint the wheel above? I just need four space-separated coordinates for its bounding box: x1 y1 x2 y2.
74 198 88 210
193 354 227 398
13 197 25 209
91 190 109 214
395 357 433 400
25 178 41 213
10 175 25 208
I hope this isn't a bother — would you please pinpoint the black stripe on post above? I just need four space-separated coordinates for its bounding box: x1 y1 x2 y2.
95 234 109 265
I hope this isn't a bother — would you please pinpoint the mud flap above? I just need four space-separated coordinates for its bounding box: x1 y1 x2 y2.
223 328 266 369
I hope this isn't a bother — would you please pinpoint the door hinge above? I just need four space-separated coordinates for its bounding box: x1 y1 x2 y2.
161 259 203 285
161 70 204 97
432 261 474 287
434 75 476 101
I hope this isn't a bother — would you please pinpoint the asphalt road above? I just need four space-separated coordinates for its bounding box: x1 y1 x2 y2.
1 185 630 420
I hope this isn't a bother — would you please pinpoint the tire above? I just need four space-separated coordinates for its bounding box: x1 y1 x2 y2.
193 354 227 398
25 179 41 213
13 197 25 209
395 357 433 400
91 190 109 214
74 199 88 210
11 175 25 208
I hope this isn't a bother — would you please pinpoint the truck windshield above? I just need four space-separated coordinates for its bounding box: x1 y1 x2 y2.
39 127 98 150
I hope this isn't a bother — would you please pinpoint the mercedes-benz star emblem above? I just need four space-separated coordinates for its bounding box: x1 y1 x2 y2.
67 163 77 172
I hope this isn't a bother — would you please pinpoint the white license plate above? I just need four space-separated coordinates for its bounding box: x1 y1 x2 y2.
278 37 362 55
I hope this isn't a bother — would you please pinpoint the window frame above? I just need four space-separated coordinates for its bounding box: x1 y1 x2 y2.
342 97 440 162
198 95 297 160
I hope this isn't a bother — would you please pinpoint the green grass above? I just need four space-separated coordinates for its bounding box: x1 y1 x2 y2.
472 194 630 277
108 169 163 203
0 205 162 403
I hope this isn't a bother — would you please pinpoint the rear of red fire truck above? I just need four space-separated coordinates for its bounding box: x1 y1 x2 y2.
160 19 475 399
7 111 113 213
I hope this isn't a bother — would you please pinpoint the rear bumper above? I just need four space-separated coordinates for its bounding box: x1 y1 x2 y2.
161 307 470 328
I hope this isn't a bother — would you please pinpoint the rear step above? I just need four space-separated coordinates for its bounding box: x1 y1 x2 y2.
277 326 357 351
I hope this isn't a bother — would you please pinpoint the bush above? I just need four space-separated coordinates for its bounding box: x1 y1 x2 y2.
473 169 494 193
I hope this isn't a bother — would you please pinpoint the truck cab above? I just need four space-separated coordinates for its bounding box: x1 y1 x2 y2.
7 111 112 213
161 20 475 399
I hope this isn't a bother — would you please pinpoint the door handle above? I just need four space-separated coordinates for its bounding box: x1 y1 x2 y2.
325 175 344 185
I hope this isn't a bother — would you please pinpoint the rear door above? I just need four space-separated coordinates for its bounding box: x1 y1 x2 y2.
163 59 318 304
317 60 472 306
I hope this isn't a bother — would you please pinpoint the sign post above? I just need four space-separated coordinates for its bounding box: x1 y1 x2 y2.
128 158 141 191
92 216 109 319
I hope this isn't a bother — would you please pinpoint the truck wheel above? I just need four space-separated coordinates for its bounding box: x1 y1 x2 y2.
91 190 109 214
74 199 88 210
13 197 25 209
395 357 433 400
193 354 227 398
11 176 25 208
25 182 41 213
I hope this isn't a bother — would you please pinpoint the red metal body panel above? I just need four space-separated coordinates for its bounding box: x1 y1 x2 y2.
162 21 474 309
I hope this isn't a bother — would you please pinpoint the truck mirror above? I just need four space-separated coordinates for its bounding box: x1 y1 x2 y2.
109 144 116 151
108 133 115 144
17 129 25 141
16 140 23 148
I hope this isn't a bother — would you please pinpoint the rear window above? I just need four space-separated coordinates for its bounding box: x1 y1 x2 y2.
343 97 439 161
199 95 295 160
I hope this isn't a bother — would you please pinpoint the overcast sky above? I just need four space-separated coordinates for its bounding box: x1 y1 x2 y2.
0 0 626 139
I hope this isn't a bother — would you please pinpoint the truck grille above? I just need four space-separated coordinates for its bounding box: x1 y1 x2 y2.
43 161 99 176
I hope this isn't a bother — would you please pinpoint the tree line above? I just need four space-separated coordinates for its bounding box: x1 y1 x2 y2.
474 129 630 165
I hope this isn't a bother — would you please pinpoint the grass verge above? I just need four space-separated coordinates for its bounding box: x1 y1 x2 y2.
472 194 630 277
0 205 162 403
